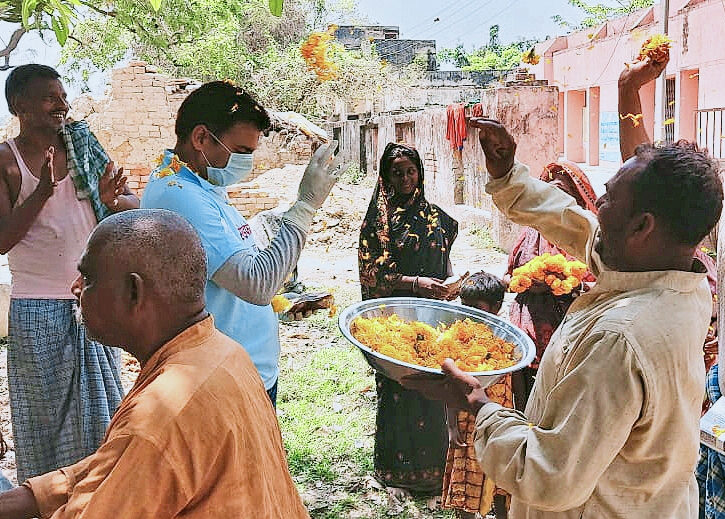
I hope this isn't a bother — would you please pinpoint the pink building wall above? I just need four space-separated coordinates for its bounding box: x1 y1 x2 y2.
532 0 725 163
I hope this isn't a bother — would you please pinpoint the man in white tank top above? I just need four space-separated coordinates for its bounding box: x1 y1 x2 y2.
0 64 139 483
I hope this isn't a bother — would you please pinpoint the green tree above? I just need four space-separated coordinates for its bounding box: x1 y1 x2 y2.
0 0 286 69
487 24 500 53
437 44 469 69
55 0 411 120
438 28 538 72
552 0 654 30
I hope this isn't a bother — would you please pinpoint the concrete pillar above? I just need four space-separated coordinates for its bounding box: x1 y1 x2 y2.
558 92 565 157
588 87 600 166
566 90 586 163
640 81 657 143
678 69 699 142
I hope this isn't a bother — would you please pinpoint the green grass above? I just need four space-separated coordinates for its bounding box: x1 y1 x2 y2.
279 343 375 483
277 284 456 518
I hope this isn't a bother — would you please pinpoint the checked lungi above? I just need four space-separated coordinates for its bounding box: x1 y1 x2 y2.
7 299 124 482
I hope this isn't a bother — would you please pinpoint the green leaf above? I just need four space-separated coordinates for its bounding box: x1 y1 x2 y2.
149 0 161 11
268 0 283 17
21 0 38 27
51 15 69 46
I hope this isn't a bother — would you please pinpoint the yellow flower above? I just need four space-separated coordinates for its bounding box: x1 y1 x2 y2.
271 295 292 313
156 167 176 178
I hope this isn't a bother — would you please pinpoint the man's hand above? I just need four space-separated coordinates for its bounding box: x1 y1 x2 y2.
619 49 670 91
401 359 491 414
297 141 345 210
99 161 128 210
470 119 517 179
0 486 41 519
36 146 56 198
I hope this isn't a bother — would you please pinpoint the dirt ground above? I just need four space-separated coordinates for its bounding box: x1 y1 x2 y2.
0 163 509 495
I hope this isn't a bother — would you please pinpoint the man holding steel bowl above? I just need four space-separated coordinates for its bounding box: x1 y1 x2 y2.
410 119 722 519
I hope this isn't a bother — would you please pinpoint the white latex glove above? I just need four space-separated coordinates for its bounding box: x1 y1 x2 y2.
297 141 344 210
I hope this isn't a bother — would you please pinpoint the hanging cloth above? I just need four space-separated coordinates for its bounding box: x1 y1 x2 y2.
445 103 467 151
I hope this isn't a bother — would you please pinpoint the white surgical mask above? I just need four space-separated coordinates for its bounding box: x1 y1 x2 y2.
201 131 254 186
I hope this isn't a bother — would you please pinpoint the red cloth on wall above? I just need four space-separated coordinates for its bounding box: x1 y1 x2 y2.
446 103 467 150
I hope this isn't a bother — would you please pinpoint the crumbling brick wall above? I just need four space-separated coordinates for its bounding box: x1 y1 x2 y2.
1 61 315 219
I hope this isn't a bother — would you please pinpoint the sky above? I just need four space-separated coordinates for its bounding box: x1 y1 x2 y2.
354 0 593 49
0 0 625 121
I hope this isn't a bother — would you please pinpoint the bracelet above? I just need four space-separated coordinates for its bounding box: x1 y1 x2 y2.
412 276 419 295
110 197 119 208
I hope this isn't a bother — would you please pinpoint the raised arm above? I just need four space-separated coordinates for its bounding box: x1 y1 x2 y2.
618 49 669 161
212 142 342 305
472 119 600 273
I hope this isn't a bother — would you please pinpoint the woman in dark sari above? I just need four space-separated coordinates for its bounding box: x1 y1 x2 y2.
507 161 598 410
358 142 458 495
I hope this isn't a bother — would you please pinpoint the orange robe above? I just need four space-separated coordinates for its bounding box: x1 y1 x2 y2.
26 317 310 519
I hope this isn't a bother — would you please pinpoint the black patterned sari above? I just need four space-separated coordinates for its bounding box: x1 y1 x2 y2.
358 143 458 494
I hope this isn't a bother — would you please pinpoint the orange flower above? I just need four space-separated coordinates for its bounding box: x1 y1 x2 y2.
300 25 339 81
620 113 644 127
351 315 520 372
509 253 587 296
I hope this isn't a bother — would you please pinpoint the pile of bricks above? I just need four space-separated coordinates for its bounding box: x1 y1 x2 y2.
505 67 549 87
226 184 279 217
92 61 280 217
0 60 291 219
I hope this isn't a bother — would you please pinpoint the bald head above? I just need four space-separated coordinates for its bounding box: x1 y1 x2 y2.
87 209 207 306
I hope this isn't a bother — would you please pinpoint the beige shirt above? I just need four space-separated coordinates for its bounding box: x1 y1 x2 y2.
474 162 709 519
26 317 310 519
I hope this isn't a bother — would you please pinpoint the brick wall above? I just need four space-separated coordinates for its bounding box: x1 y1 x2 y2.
1 61 316 219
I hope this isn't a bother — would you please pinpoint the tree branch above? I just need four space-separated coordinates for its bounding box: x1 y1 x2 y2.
0 27 27 71
79 1 117 17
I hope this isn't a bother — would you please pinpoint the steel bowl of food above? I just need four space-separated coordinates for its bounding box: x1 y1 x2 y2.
338 297 535 388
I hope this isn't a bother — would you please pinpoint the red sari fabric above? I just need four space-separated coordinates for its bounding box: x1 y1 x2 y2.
507 162 598 368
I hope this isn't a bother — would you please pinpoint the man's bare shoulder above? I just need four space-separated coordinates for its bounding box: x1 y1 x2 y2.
0 142 20 179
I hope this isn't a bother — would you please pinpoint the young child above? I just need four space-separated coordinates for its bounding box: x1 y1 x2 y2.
442 271 511 519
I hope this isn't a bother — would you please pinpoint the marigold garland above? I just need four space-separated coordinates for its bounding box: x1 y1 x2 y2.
300 25 339 81
351 314 520 372
509 253 588 296
271 295 293 313
154 153 187 178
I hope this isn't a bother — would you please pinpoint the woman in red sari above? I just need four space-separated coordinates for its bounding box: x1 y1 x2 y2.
506 162 598 410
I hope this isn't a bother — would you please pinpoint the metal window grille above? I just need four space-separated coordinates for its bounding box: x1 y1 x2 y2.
696 108 725 159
